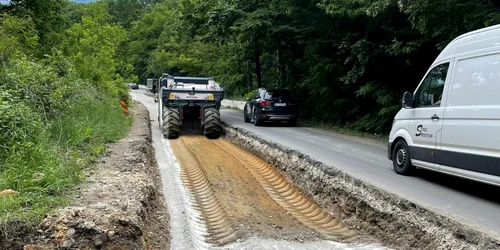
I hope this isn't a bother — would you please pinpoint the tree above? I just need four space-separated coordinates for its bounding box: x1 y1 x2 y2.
3 0 69 56
0 14 38 63
125 0 500 133
60 2 129 96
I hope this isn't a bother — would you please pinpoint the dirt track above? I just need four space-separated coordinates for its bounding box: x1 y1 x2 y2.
169 135 362 246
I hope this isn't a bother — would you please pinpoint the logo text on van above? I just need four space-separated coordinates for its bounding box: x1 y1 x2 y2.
416 125 433 138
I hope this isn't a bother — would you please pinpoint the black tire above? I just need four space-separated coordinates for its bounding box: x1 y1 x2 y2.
253 109 262 126
162 107 180 139
243 106 251 123
160 107 167 130
204 107 221 139
392 140 414 175
288 118 297 127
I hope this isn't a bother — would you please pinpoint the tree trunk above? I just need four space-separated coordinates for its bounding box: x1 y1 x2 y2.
255 54 262 88
278 47 286 88
254 35 262 88
246 60 253 92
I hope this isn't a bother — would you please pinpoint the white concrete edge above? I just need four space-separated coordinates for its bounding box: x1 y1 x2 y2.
221 100 245 110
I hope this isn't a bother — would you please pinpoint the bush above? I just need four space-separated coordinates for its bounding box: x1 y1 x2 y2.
0 91 42 163
0 52 131 228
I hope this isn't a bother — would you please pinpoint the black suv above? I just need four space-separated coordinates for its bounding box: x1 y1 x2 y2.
129 82 139 89
244 88 298 126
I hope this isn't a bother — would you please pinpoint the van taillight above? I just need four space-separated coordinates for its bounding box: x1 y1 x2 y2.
260 100 272 106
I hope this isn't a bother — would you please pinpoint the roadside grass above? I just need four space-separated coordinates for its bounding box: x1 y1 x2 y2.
0 93 131 237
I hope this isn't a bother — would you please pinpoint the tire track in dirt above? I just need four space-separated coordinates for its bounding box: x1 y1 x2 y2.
170 137 236 246
211 139 358 241
170 135 326 245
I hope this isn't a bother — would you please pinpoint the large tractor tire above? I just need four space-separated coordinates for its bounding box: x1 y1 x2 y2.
204 107 221 139
162 107 180 139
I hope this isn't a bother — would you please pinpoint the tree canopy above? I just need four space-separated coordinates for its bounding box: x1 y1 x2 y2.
2 0 499 134
124 0 499 133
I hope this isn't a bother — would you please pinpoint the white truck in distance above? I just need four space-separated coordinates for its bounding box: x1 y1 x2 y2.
147 78 158 93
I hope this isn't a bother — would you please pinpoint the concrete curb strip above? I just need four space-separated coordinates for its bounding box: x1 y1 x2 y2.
222 100 245 110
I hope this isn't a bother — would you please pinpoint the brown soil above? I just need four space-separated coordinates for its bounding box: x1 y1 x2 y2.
170 135 368 245
173 135 318 242
21 102 170 250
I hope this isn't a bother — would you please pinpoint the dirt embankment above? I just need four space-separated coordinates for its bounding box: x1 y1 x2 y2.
222 125 500 250
16 102 170 250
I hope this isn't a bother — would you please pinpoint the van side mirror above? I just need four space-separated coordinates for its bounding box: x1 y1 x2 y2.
154 99 158 103
402 91 414 109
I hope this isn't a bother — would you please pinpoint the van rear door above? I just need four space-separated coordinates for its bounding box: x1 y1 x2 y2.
409 63 450 170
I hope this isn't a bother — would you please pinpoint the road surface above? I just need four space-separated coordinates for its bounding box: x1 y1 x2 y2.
220 108 500 240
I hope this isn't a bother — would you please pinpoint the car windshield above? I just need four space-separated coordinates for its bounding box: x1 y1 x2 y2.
264 90 294 100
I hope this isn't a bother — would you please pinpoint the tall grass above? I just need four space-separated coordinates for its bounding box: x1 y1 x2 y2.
0 88 131 230
0 13 132 241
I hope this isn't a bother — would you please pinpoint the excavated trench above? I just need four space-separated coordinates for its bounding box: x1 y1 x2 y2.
169 135 366 247
220 125 500 250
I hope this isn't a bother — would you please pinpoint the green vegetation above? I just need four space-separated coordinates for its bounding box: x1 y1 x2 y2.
125 0 499 134
1 0 499 240
0 1 133 237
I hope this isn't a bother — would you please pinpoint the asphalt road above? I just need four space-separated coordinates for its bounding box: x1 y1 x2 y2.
220 108 500 240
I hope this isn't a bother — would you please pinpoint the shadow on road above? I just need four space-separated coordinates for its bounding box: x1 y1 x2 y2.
415 169 500 204
256 121 298 127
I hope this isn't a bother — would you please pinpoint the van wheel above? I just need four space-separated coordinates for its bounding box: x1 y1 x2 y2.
392 140 414 175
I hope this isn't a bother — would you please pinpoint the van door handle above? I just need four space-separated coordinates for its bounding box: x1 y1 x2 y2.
431 114 440 121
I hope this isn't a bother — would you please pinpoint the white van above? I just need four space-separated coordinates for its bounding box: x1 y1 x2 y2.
388 24 500 186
